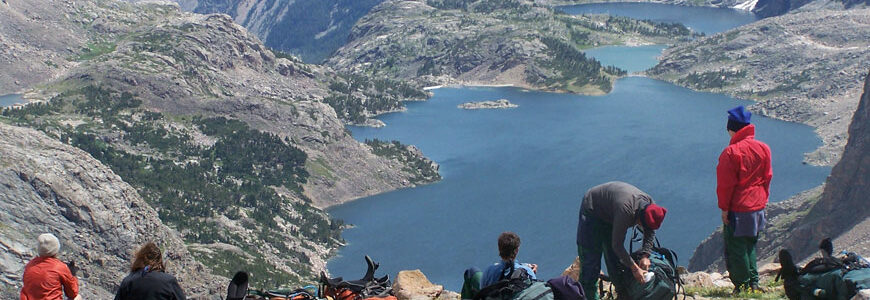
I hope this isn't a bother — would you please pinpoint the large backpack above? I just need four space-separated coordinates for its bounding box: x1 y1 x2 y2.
611 228 683 300
513 282 554 300
473 264 534 300
618 248 681 300
779 247 870 300
320 256 392 300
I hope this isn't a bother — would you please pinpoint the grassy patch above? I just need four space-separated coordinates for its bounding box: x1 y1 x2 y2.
684 284 786 299
75 41 117 61
307 157 336 181
679 69 747 90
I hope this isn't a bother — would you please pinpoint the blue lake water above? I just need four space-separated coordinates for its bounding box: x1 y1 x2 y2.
558 3 759 34
326 3 823 291
0 94 24 107
584 45 668 73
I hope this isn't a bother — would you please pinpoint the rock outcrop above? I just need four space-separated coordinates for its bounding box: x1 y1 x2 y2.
0 123 225 298
649 9 870 166
457 99 518 110
689 70 870 272
393 270 458 300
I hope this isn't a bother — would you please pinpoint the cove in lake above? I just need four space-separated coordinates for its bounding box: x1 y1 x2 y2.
558 3 759 34
583 45 668 73
0 94 25 107
327 3 822 291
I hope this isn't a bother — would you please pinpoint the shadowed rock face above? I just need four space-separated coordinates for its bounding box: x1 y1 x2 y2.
786 68 870 259
181 0 383 63
0 123 225 298
688 70 870 272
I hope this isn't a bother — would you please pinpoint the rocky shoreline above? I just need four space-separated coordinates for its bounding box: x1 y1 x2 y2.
458 99 519 110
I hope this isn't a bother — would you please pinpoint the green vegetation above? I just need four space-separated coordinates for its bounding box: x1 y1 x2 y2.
74 41 117 61
679 69 747 90
756 69 811 97
325 73 428 124
529 37 626 93
684 282 786 299
1 84 342 287
426 0 532 13
333 0 696 95
366 139 441 184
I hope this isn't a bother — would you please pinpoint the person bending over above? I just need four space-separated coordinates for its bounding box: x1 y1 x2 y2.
576 181 667 300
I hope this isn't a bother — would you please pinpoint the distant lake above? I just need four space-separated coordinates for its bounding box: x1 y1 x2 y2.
327 83 828 290
0 94 24 107
326 3 807 292
558 3 759 34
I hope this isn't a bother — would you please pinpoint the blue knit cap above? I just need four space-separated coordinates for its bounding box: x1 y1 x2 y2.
727 105 751 132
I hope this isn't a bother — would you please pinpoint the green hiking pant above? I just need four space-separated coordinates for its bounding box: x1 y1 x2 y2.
724 224 759 289
578 213 624 300
461 268 482 299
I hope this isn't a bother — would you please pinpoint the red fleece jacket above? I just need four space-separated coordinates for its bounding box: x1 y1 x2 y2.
717 124 772 212
21 256 78 300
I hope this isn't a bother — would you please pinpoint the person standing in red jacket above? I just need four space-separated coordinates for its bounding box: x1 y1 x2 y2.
21 233 81 300
717 105 772 294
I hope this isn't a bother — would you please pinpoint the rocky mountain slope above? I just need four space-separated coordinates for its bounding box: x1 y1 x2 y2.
540 0 867 17
538 0 760 9
326 0 697 95
1 0 439 287
752 0 867 18
688 69 870 272
175 0 383 63
0 123 225 299
648 9 870 166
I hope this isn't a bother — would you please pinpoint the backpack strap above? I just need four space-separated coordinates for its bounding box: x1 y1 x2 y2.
499 262 516 281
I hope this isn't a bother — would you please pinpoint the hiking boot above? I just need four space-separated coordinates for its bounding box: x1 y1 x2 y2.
731 286 742 295
749 284 767 293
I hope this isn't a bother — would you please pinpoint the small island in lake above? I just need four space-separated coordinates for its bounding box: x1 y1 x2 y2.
457 99 518 110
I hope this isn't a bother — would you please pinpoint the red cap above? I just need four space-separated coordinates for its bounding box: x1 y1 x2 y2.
643 203 667 230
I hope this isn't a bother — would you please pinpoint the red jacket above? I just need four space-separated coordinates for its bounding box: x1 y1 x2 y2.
20 256 79 300
717 124 772 212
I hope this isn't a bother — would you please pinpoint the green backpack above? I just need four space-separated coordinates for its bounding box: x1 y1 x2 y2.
512 281 554 300
620 248 680 300
844 268 870 296
779 248 870 300
796 268 849 300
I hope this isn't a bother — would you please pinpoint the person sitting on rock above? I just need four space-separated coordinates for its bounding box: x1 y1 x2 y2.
115 242 186 300
21 233 81 300
480 231 538 288
576 181 667 300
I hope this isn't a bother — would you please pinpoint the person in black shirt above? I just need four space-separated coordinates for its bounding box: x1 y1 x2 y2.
115 242 186 300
